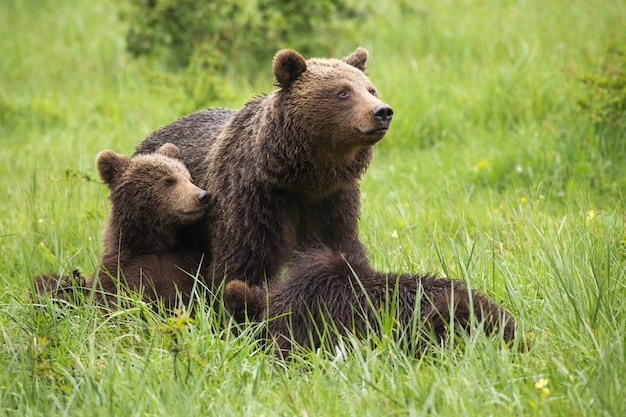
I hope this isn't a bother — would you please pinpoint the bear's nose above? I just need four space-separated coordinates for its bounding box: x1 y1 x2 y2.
196 190 210 205
372 104 393 123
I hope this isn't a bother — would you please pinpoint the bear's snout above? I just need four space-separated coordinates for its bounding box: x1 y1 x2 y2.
196 190 210 205
372 104 393 125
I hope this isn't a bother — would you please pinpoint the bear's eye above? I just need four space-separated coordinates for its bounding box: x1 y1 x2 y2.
369 88 378 97
337 90 351 99
163 177 176 186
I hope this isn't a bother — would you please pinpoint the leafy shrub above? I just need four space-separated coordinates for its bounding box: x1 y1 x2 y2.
123 0 367 72
148 42 236 113
576 39 626 128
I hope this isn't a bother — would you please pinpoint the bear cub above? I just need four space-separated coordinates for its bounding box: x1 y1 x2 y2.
33 144 211 309
224 247 516 357
134 48 393 287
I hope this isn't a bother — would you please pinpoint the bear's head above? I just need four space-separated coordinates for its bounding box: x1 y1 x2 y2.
96 143 210 250
272 47 393 153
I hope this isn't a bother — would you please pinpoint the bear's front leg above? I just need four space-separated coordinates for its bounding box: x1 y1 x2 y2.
209 186 298 286
298 185 369 263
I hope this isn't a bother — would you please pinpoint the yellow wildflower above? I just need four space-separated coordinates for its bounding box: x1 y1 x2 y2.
473 159 490 171
534 377 550 397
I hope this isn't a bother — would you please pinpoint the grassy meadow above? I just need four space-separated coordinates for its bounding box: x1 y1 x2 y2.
1 0 625 415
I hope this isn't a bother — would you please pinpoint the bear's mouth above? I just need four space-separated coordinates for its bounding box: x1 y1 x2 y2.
360 127 389 142
365 127 388 135
180 208 206 217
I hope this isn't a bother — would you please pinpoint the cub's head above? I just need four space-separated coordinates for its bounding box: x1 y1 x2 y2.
96 143 210 230
272 47 393 152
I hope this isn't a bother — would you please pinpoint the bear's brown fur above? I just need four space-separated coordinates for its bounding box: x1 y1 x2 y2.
134 48 393 286
33 144 211 309
224 247 516 357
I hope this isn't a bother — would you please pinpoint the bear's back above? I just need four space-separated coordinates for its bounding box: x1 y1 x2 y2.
135 108 236 183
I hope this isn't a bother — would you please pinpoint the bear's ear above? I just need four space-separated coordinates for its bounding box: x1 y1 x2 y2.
96 150 130 187
156 143 181 159
273 49 307 88
343 47 369 72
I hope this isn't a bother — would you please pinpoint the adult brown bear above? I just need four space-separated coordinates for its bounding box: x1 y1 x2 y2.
134 48 393 286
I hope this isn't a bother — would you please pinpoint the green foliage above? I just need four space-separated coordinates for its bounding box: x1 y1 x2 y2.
122 0 368 109
158 309 207 381
123 0 367 71
138 43 239 114
576 38 626 128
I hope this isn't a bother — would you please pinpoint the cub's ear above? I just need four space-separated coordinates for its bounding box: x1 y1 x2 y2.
156 143 181 159
273 48 307 88
96 150 130 187
343 47 368 72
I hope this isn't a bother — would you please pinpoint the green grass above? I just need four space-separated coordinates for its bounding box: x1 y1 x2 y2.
1 0 625 415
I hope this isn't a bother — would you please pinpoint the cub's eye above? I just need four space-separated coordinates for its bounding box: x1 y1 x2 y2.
163 177 176 186
368 88 378 97
338 90 351 99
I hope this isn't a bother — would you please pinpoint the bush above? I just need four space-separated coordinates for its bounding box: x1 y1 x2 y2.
123 0 367 72
576 39 626 128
